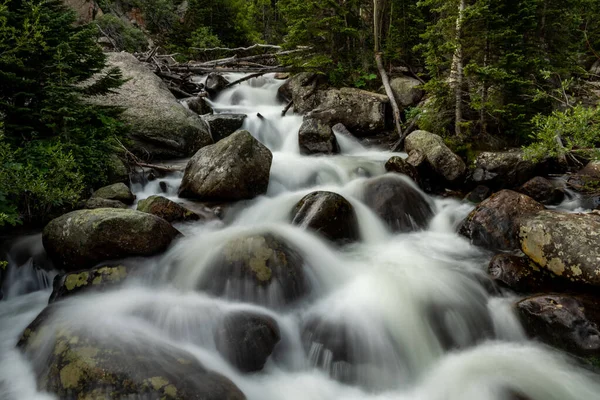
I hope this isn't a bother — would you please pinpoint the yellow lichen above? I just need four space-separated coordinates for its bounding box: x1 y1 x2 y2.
547 258 566 276
149 376 170 390
164 384 178 397
60 363 82 389
65 272 90 291
520 225 552 267
571 265 583 277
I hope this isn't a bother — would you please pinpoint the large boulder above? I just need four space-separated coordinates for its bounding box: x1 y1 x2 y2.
291 191 359 244
64 0 103 24
183 96 213 115
385 156 420 185
388 76 424 107
517 176 564 205
43 209 179 270
459 190 544 251
215 312 280 372
49 265 131 302
205 73 230 97
179 130 272 201
91 182 135 204
18 313 246 400
298 117 339 155
137 195 200 222
362 175 434 232
84 197 128 209
202 114 247 142
92 52 212 159
471 150 540 189
278 72 319 111
488 254 555 293
197 234 308 306
518 211 600 288
517 294 600 358
404 130 466 183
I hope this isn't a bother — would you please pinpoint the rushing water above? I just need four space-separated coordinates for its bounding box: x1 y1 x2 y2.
1 74 600 400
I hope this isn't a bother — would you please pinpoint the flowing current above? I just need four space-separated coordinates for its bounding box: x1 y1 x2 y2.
1 74 600 400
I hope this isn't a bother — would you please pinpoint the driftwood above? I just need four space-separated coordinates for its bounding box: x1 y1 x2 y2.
225 72 267 89
190 44 282 53
281 100 294 116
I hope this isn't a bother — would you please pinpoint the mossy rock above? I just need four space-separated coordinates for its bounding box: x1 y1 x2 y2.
91 183 135 205
106 154 130 185
49 265 132 302
43 209 179 271
198 234 308 306
85 197 128 210
137 195 200 223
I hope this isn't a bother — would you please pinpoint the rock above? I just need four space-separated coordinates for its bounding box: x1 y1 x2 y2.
517 294 600 358
64 0 103 24
198 234 308 306
84 197 128 209
385 156 420 185
362 175 434 232
202 114 247 142
137 195 200 223
404 130 466 183
518 211 600 288
49 265 131 302
205 73 230 97
298 117 339 155
18 313 246 400
91 52 212 159
179 130 272 201
459 190 544 251
488 254 555 293
277 72 318 107
43 209 179 270
291 191 359 244
388 76 424 107
106 154 129 185
184 96 212 115
471 150 539 189
517 176 564 205
567 161 600 209
274 73 290 80
91 182 135 204
215 312 280 372
465 185 491 203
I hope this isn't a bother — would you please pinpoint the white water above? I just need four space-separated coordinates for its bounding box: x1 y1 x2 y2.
1 74 600 400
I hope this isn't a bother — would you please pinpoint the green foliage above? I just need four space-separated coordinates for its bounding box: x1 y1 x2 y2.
95 14 148 52
524 105 600 161
188 26 221 48
0 0 127 226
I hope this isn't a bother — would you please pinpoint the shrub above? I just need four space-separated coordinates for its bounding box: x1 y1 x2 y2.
95 14 148 52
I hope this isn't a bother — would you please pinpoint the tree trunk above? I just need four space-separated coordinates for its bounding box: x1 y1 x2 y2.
450 0 466 137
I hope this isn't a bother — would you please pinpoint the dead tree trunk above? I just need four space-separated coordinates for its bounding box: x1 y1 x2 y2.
450 0 466 137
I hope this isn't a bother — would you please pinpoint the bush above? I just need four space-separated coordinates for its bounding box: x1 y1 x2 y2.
95 14 148 52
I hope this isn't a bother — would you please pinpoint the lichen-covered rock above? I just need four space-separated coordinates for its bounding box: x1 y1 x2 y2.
471 150 539 189
183 96 213 115
388 76 424 107
488 254 555 293
516 294 600 358
517 176 564 205
43 209 179 270
362 175 434 232
518 211 600 287
291 191 359 244
179 130 272 201
459 190 544 251
215 312 280 372
91 182 135 205
18 314 246 400
197 234 308 306
298 117 339 155
385 156 420 185
106 154 129 185
49 265 131 302
404 130 466 183
205 73 230 97
91 52 212 159
84 197 128 209
202 114 247 142
137 195 199 222
465 185 491 204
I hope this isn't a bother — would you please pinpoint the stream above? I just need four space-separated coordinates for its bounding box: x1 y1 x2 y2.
1 73 600 400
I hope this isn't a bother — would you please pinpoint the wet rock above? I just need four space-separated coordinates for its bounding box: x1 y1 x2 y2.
18 315 246 400
291 191 359 244
388 76 424 107
198 234 308 306
404 130 466 183
159 181 169 193
91 182 135 204
471 150 539 189
567 161 600 209
205 72 230 97
179 130 272 201
202 114 247 142
459 190 544 251
517 176 565 205
362 175 434 232
215 312 280 372
84 197 128 209
274 72 289 80
277 72 318 108
49 265 131 302
183 96 212 115
518 211 600 288
516 294 600 358
90 53 212 160
43 209 179 270
137 195 200 223
385 156 420 185
488 254 555 293
298 117 339 155
465 185 491 203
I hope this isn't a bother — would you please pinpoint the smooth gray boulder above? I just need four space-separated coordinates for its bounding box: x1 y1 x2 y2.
202 114 247 142
91 182 135 204
388 76 424 107
137 195 200 222
404 130 465 183
298 117 339 155
471 150 538 189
